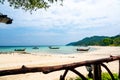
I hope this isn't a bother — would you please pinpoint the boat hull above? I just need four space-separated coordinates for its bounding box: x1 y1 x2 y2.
76 48 90 51
14 49 26 51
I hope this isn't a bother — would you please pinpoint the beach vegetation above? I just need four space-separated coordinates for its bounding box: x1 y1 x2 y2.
74 72 119 80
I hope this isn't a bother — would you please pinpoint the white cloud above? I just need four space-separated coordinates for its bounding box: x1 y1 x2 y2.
1 0 119 29
0 0 120 45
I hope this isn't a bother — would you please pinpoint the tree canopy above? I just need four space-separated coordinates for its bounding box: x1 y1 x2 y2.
0 0 63 12
0 0 63 24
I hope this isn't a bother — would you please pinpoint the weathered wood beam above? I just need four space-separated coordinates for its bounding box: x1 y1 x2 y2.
0 55 120 76
118 60 120 79
70 68 87 80
42 55 120 73
101 63 115 80
60 69 68 80
93 64 101 80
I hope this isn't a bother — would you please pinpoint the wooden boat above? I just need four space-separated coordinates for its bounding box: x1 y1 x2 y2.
49 46 60 49
76 48 90 51
14 48 26 51
32 47 39 49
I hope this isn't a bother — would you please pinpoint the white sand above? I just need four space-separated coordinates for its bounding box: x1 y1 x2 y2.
0 46 120 80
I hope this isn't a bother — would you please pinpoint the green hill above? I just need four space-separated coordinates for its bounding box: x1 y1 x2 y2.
67 35 120 46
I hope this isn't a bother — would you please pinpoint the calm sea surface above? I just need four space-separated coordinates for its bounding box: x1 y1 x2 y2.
0 46 95 54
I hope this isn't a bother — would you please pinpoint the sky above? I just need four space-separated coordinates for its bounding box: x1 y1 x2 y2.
0 0 120 46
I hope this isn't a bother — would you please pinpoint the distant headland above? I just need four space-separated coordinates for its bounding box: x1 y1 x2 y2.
67 34 120 46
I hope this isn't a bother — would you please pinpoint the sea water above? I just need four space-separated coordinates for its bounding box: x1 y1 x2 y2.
0 46 94 54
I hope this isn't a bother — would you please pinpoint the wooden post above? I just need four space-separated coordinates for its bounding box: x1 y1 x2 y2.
118 60 120 79
60 69 68 80
93 64 101 80
101 63 115 80
70 68 87 80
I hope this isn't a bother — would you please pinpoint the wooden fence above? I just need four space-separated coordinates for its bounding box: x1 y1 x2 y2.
0 55 120 80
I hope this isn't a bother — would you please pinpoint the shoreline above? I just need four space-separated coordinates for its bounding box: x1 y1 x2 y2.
0 46 120 80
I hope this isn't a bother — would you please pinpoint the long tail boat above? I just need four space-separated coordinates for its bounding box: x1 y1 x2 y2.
49 46 60 49
14 48 26 51
76 47 90 51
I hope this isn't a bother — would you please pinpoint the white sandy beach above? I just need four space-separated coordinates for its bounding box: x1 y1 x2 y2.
0 46 120 80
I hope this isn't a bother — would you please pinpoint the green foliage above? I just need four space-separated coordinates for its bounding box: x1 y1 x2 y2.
75 73 119 80
101 38 113 46
0 0 63 12
67 36 108 46
113 37 120 46
101 73 119 80
67 35 120 46
75 77 92 80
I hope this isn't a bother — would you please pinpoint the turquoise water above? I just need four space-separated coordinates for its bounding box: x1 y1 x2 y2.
0 46 94 54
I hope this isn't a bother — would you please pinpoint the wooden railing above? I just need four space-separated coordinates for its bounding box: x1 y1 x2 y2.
0 55 120 80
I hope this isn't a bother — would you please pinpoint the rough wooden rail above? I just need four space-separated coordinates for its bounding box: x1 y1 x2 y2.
0 55 120 80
